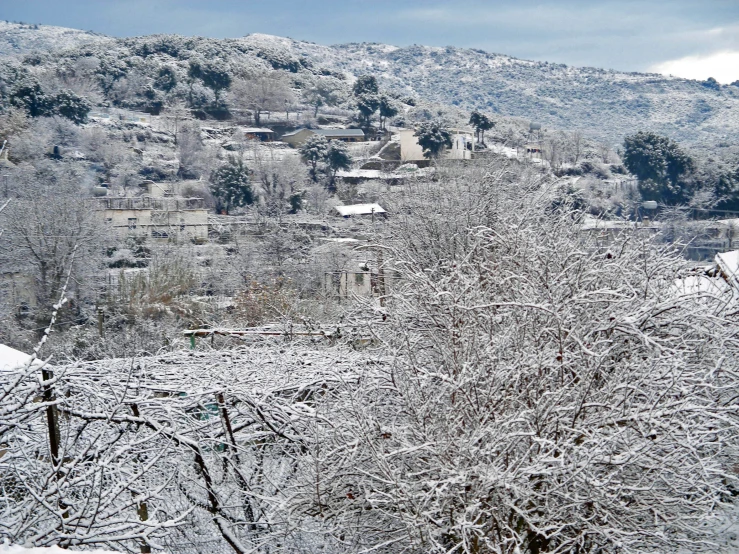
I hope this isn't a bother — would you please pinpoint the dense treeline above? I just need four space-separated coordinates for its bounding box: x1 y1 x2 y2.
622 131 739 211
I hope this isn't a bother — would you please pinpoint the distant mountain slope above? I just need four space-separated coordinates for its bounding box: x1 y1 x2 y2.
0 21 112 57
2 24 738 147
264 36 739 147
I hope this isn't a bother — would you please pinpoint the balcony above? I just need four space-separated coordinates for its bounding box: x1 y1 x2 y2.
96 197 206 211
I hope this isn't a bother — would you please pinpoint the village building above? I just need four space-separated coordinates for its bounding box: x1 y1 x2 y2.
398 129 475 162
315 239 389 300
96 180 209 242
449 133 474 160
281 128 365 147
241 127 275 142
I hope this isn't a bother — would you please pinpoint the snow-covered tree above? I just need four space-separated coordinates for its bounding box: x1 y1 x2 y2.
469 110 494 145
325 140 352 191
230 73 293 126
303 80 343 117
294 161 739 553
415 121 453 159
378 94 399 131
300 134 329 183
210 156 254 214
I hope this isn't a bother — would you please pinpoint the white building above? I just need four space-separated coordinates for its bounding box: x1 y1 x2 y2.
398 129 475 162
96 181 209 242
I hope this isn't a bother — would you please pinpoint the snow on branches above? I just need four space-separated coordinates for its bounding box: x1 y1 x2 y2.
0 345 370 552
297 163 739 553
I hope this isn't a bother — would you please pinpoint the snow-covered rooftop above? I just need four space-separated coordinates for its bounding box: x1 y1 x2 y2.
716 250 739 290
0 344 43 372
283 128 365 138
334 203 387 217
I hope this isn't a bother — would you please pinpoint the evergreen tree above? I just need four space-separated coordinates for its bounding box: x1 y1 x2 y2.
325 140 352 192
353 75 380 130
9 76 52 117
300 134 329 182
209 156 254 214
54 90 91 124
378 95 399 131
198 61 232 106
355 93 379 130
352 75 379 97
469 110 495 146
622 132 696 204
415 122 453 159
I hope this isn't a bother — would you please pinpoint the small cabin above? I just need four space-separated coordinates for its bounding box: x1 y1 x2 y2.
241 127 275 142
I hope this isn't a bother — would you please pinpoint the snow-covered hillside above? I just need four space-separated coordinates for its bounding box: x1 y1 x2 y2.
2 24 739 146
250 34 739 147
0 21 112 57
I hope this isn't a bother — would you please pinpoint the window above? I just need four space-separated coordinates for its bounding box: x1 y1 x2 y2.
151 229 169 239
127 218 137 230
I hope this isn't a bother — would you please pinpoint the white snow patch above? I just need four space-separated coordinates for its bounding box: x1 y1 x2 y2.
0 344 42 371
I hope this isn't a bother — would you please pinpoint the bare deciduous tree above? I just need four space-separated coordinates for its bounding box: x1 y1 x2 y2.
230 73 294 127
293 161 739 554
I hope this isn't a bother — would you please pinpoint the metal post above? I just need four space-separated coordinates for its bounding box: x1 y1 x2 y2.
190 334 196 350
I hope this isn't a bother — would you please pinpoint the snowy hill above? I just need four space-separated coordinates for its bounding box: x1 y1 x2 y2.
2 24 739 146
252 34 739 147
0 21 112 57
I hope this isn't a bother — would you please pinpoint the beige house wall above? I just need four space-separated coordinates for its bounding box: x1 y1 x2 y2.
398 129 426 162
324 271 374 298
399 129 475 161
102 208 209 242
282 129 314 147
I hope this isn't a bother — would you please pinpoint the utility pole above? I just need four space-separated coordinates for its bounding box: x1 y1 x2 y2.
42 367 61 467
130 403 152 554
97 306 105 338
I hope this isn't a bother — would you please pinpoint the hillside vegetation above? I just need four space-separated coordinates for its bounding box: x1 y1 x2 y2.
1 24 739 148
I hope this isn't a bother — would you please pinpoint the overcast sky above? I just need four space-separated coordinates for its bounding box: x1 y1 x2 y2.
3 0 739 82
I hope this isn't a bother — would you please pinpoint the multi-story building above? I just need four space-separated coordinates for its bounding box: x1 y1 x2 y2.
96 181 209 242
